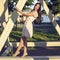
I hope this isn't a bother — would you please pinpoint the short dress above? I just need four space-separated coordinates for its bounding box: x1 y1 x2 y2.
22 11 38 38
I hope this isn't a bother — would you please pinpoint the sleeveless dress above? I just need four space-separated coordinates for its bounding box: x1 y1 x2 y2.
22 11 38 38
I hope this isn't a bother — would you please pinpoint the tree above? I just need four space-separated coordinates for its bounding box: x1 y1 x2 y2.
38 0 60 15
23 0 34 10
8 0 34 12
47 0 60 15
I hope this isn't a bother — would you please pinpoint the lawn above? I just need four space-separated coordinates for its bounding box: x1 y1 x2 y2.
0 26 60 42
0 26 60 56
9 26 60 42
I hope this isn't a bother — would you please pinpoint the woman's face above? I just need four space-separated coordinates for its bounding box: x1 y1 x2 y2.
35 4 40 10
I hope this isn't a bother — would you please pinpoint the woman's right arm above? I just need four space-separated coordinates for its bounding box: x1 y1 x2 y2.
15 7 20 12
15 7 34 16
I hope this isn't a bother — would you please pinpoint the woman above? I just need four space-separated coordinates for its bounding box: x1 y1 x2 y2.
13 3 41 57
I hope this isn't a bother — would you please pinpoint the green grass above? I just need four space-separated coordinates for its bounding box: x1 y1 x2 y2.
10 26 60 42
0 26 60 42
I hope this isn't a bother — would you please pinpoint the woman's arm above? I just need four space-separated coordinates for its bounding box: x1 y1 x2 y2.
15 7 33 16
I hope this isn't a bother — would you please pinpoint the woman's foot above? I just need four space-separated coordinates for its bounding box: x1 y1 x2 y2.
13 51 20 57
21 53 28 57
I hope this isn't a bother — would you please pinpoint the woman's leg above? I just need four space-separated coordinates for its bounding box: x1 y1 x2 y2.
13 37 24 57
21 36 28 57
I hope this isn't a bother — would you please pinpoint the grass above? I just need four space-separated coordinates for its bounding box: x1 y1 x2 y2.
0 26 60 56
0 26 60 42
10 26 60 42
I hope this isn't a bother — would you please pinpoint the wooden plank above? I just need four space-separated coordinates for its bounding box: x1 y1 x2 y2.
0 0 6 16
0 0 27 52
16 0 27 10
0 0 9 53
9 42 60 47
0 0 8 22
0 56 60 60
0 18 14 51
0 57 33 60
40 0 60 35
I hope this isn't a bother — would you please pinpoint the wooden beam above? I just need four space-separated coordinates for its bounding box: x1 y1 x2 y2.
9 42 60 47
0 56 60 60
0 0 8 22
0 0 6 16
0 0 27 52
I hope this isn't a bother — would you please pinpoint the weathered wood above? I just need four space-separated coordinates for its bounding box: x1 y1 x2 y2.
0 0 27 52
0 56 60 60
9 42 60 47
0 0 8 22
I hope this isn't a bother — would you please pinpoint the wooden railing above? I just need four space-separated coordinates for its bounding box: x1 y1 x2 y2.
0 0 27 52
0 56 60 60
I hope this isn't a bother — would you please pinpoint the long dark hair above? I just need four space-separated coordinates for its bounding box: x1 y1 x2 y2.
33 3 41 23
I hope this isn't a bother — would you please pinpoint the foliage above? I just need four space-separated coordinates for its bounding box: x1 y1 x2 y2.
23 0 34 10
9 26 60 42
8 0 34 12
38 0 60 15
0 26 60 42
47 0 60 15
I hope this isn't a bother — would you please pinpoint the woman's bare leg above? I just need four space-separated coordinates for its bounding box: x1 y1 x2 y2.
13 37 24 57
21 36 28 57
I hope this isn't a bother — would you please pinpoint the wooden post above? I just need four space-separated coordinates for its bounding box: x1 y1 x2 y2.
0 0 27 52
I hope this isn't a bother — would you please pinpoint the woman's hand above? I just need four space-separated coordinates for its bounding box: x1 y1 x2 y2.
15 7 20 12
